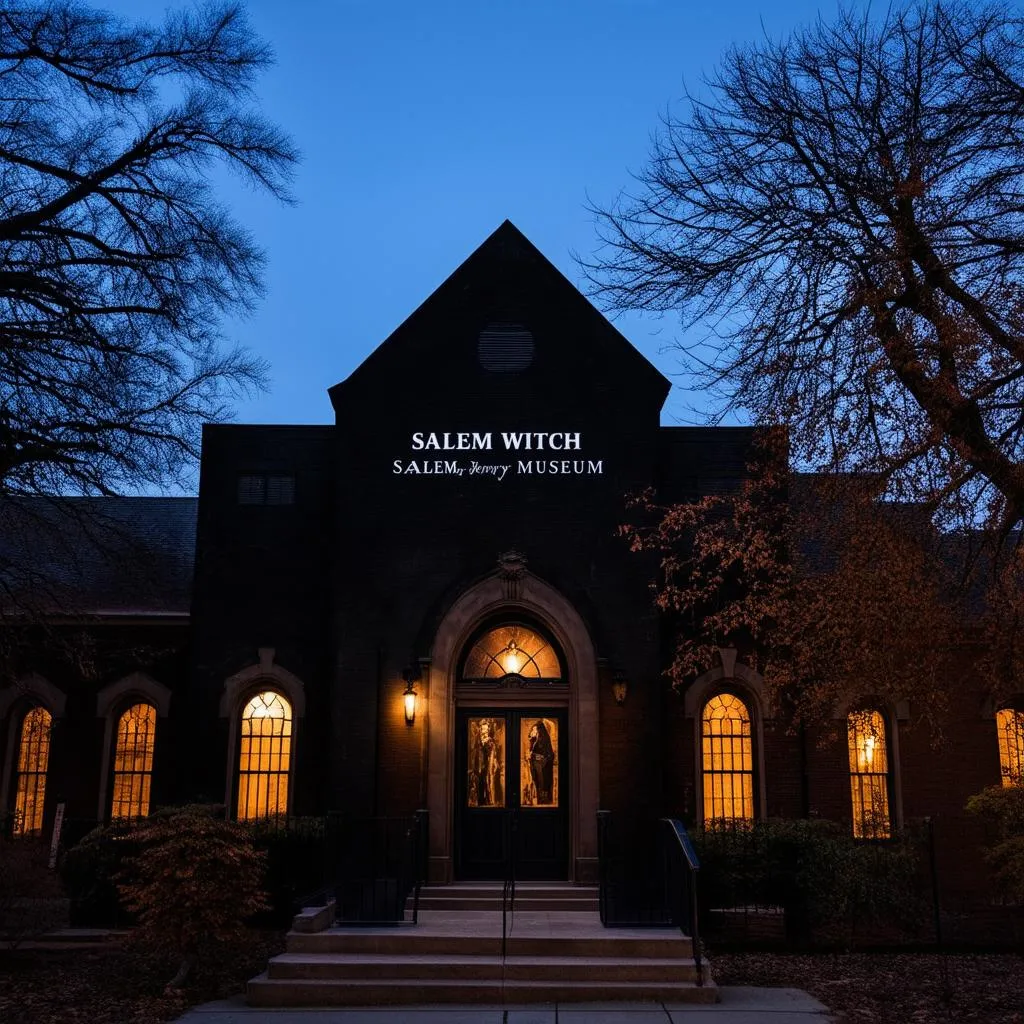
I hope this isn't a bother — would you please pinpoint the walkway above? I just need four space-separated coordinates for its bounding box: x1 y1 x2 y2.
175 986 832 1023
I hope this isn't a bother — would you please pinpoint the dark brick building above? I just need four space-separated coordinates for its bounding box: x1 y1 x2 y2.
1 223 1019 900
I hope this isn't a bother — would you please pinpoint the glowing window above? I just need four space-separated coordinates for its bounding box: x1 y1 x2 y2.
847 710 892 839
702 693 754 824
237 690 292 820
462 625 561 681
13 707 51 836
111 703 156 819
996 708 1024 786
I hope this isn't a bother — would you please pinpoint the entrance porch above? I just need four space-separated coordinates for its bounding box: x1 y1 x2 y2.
247 883 715 1006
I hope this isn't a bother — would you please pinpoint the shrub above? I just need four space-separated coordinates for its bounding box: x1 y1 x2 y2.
60 818 138 927
966 784 1024 905
117 805 268 988
692 817 927 948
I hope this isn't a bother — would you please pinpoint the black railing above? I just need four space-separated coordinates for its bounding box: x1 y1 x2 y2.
319 811 428 925
597 810 704 985
663 817 703 985
502 808 518 958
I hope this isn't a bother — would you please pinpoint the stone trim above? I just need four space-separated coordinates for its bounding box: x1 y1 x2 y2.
686 650 769 823
835 702 906 834
219 647 306 718
426 569 600 883
220 648 305 817
0 673 66 818
95 673 172 821
0 672 67 720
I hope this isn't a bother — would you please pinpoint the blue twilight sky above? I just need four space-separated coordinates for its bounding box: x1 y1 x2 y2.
99 0 837 427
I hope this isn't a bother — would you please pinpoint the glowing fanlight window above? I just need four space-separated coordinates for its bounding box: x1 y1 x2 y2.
462 625 561 681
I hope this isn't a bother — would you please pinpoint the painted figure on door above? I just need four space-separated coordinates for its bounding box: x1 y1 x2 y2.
468 717 504 807
522 718 556 807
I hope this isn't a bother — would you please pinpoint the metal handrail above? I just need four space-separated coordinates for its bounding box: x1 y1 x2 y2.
501 809 518 959
411 808 429 924
596 811 704 986
661 817 703 987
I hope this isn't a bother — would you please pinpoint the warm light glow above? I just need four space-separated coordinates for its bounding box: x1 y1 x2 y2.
520 717 558 807
847 710 891 839
499 641 523 675
404 685 417 725
996 708 1024 786
863 734 876 769
14 706 51 836
111 703 156 819
611 678 628 705
467 717 506 807
462 625 561 680
702 693 754 825
237 691 292 820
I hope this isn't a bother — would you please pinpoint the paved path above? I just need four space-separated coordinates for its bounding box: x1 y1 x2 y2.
174 986 831 1023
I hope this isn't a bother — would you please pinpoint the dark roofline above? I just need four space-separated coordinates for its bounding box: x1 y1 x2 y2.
329 220 671 404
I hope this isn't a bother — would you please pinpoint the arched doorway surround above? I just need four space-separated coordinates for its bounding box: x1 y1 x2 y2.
426 567 600 883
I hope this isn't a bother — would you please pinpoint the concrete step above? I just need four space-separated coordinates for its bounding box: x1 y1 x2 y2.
266 952 701 983
286 927 692 959
247 975 718 1007
418 883 598 895
413 895 599 912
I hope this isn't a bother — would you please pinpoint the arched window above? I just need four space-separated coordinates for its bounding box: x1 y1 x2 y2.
996 707 1024 786
237 690 292 820
847 710 892 839
110 703 156 819
461 623 563 684
13 707 52 836
702 693 754 824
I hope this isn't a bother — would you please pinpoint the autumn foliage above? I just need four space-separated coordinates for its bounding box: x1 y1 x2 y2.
117 805 268 987
621 430 992 735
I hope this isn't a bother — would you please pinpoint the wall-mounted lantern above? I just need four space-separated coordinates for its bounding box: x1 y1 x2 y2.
611 671 628 706
402 665 421 726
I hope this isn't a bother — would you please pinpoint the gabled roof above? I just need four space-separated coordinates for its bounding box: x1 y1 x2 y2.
329 220 670 410
0 496 197 617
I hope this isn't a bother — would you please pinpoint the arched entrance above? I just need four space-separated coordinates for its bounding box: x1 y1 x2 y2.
424 566 600 883
453 621 568 879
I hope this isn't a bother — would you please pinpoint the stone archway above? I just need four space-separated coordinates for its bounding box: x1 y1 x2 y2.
425 568 600 883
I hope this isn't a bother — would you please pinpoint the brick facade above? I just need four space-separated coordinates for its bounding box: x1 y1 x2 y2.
0 222 1015 900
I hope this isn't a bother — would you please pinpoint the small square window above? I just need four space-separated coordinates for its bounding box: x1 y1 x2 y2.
265 476 296 505
238 475 266 504
237 474 295 505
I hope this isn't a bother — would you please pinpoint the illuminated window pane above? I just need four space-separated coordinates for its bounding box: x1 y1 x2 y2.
996 708 1024 786
237 690 292 820
462 625 561 680
111 703 157 819
702 693 754 824
14 707 51 836
847 710 892 839
467 716 505 807
520 717 558 808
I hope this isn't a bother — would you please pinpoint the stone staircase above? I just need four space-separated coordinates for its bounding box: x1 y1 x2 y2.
247 882 716 1006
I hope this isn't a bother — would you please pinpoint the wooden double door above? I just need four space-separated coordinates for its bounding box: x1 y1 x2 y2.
454 707 568 880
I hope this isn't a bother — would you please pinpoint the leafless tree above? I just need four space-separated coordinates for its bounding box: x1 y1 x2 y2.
0 1 296 499
584 1 1024 542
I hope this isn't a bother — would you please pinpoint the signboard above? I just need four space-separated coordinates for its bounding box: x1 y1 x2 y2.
393 431 603 478
48 801 65 869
